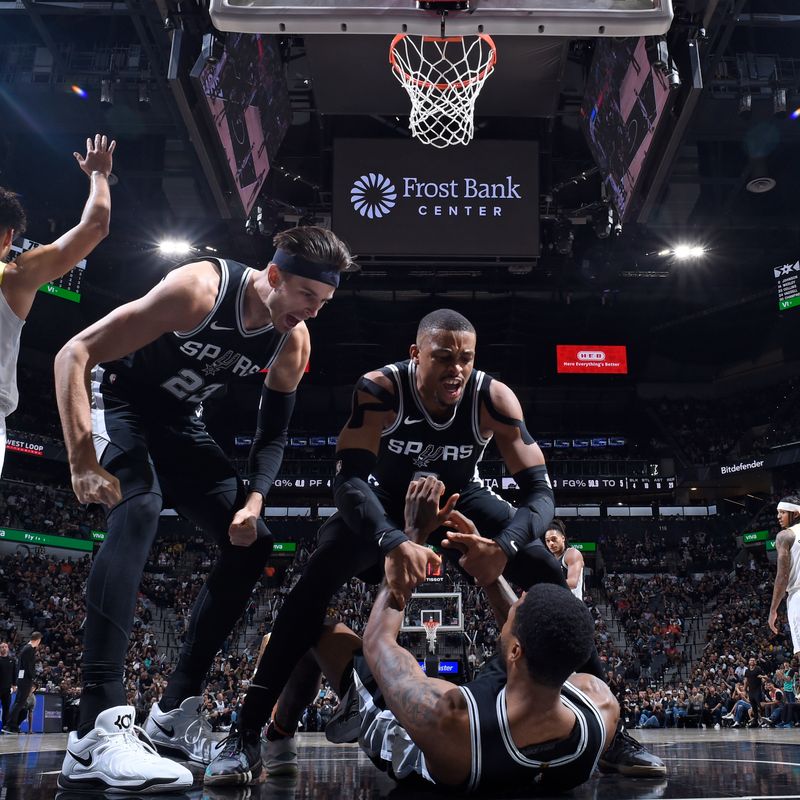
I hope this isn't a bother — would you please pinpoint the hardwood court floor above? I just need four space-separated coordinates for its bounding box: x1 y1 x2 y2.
0 729 798 799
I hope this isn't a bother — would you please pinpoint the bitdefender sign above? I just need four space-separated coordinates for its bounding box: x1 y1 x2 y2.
333 139 539 257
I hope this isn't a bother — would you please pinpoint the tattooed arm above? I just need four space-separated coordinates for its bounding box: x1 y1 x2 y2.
769 530 795 634
362 582 471 785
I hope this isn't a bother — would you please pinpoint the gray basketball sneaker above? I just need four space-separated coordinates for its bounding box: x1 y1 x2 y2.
144 696 224 765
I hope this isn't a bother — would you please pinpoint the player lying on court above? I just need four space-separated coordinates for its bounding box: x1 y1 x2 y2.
205 308 662 783
250 478 619 794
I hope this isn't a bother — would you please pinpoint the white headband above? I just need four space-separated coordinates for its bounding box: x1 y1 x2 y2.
778 502 800 513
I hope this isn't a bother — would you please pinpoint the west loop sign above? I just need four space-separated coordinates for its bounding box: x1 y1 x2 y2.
333 139 539 257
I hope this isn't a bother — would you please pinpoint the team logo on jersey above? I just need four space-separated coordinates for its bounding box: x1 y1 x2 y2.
178 340 263 377
202 350 239 376
387 439 474 465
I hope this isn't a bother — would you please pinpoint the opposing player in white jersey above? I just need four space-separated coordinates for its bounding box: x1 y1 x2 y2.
545 519 585 602
769 495 800 655
0 134 114 476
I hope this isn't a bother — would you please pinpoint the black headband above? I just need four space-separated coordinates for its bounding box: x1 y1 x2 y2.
271 247 341 288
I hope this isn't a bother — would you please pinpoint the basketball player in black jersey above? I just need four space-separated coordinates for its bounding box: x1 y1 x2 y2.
54 226 353 793
206 308 665 783
545 518 585 601
280 482 616 793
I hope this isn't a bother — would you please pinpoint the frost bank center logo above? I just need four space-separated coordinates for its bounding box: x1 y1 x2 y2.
350 173 397 219
350 171 525 220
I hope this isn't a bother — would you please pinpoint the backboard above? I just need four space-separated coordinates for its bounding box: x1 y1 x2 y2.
209 0 674 38
400 592 463 633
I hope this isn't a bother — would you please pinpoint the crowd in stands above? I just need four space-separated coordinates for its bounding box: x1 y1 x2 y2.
653 376 799 466
599 520 736 573
1 474 799 735
603 561 799 729
0 479 105 537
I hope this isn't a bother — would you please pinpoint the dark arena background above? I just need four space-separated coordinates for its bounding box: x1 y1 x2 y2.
1 0 800 798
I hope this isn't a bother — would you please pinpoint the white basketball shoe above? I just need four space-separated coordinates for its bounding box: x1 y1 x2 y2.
144 695 224 765
58 705 193 793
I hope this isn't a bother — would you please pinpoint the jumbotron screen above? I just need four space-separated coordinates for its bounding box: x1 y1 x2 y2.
7 238 85 303
556 345 628 374
191 33 290 217
580 37 675 221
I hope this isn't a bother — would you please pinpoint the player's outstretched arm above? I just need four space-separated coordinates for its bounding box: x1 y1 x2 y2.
55 263 217 507
441 508 519 622
3 134 115 320
362 581 471 786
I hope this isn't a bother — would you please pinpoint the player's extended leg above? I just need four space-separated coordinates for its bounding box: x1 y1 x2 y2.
144 475 272 765
204 515 381 785
60 442 192 793
259 649 323 777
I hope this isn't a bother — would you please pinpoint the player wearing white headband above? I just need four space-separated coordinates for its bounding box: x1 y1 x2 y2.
768 495 800 655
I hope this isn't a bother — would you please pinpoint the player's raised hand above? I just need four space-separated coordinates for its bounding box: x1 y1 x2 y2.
74 133 116 178
404 475 459 542
442 509 507 587
384 540 441 609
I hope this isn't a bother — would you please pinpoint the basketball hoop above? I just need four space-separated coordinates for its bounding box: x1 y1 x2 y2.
389 33 497 148
423 618 441 653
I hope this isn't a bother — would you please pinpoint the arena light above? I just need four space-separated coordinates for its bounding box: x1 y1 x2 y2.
70 84 87 98
791 107 800 120
158 239 193 256
672 244 707 260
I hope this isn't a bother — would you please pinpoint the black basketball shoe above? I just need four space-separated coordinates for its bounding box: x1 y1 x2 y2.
325 676 361 744
599 723 667 777
204 728 262 786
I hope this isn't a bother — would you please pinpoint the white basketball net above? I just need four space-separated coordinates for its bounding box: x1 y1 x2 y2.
390 34 497 149
423 619 440 653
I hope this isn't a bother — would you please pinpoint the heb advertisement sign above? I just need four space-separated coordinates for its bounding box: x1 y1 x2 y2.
333 139 539 257
556 345 628 374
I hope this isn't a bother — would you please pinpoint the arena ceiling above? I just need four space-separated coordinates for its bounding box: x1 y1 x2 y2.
1 0 799 376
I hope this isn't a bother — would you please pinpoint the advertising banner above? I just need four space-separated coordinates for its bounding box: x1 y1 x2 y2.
556 345 628 374
333 139 539 257
5 432 67 462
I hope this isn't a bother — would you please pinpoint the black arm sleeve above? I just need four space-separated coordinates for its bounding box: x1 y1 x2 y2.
333 448 408 556
247 386 296 500
493 465 555 560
